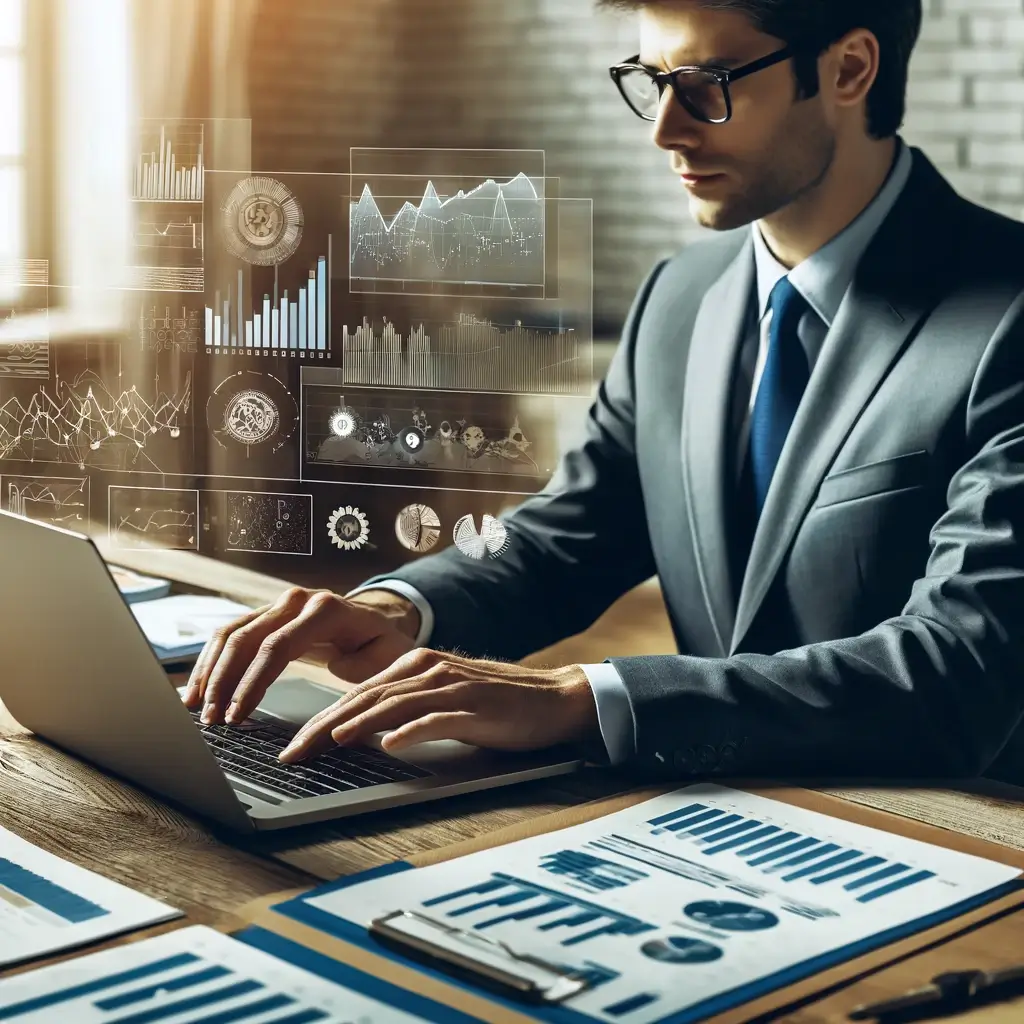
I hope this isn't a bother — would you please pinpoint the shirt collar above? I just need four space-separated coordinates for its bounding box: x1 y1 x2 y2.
752 138 914 327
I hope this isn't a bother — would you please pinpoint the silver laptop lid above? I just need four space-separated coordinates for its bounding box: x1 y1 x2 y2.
0 510 252 831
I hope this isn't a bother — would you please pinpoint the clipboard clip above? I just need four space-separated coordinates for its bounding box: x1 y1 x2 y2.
369 909 593 1004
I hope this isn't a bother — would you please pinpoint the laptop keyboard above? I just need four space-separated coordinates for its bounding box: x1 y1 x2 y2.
189 710 432 800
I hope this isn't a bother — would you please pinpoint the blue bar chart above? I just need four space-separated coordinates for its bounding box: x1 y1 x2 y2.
0 857 109 926
422 872 655 947
0 926 439 1024
205 241 330 354
539 851 648 893
645 802 936 903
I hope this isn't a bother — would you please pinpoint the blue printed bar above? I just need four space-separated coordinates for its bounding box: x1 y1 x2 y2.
604 993 659 1017
746 837 819 866
0 954 198 1018
703 825 780 855
857 869 935 903
809 856 886 886
647 803 707 828
844 863 911 891
689 814 744 837
95 966 232 1010
782 850 862 883
695 820 765 845
664 809 724 833
0 858 109 925
738 831 801 858
765 842 840 872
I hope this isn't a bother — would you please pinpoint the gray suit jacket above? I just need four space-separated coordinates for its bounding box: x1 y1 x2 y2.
375 147 1024 784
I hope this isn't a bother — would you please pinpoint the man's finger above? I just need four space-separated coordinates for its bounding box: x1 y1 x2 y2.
279 687 457 762
182 605 267 708
201 590 318 722
226 595 381 723
381 711 476 751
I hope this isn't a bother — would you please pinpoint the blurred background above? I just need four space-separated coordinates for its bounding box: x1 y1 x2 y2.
1 0 1023 590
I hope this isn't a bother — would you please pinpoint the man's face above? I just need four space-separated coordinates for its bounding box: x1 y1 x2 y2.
639 2 836 230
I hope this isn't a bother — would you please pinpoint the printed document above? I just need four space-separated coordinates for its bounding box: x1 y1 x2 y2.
302 784 1021 1024
0 825 179 967
0 925 454 1023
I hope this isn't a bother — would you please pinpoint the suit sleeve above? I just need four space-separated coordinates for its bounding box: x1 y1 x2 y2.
610 287 1024 780
358 260 668 661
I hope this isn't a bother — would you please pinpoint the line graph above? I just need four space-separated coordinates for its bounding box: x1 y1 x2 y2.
350 172 544 289
108 486 199 551
0 344 192 471
1 476 90 529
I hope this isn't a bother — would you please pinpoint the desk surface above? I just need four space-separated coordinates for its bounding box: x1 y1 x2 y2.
3 543 1024 1023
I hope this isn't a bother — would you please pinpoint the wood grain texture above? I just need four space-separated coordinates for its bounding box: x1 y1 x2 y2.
0 707 317 925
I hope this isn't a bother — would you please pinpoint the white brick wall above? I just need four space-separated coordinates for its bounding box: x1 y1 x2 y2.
249 0 1024 331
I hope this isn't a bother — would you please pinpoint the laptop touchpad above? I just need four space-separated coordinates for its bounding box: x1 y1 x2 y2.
255 675 341 727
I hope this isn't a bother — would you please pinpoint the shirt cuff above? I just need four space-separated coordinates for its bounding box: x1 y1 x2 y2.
345 580 434 647
580 662 636 766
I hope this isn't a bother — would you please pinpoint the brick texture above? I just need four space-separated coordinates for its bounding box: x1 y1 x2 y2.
249 0 1024 332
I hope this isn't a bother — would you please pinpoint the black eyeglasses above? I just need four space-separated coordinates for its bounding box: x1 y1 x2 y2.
609 46 794 123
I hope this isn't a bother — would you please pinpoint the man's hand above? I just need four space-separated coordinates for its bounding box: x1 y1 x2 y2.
278 648 600 763
182 587 419 725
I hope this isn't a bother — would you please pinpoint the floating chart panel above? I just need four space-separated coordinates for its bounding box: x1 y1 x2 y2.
1 476 89 529
203 170 340 361
349 148 551 299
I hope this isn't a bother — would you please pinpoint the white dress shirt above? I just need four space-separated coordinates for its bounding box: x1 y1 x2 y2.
350 140 914 765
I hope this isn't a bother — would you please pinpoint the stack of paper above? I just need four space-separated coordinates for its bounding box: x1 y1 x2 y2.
128 594 253 663
0 825 180 968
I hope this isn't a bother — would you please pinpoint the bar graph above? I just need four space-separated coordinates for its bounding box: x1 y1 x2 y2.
205 242 330 354
342 313 583 393
0 858 109 927
133 123 204 202
539 852 648 893
421 872 655 948
645 801 936 903
0 926 436 1024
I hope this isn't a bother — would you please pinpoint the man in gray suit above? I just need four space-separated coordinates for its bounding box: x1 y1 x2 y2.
186 0 1024 783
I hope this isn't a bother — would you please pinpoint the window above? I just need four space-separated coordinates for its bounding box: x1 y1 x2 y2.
0 0 25 304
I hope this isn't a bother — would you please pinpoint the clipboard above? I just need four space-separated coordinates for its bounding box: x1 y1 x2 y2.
233 783 1024 1024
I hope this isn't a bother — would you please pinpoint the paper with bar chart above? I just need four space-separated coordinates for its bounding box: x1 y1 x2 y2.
295 784 1021 1024
0 825 179 967
0 925 460 1024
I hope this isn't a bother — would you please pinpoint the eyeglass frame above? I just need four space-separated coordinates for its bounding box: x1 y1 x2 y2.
609 46 795 123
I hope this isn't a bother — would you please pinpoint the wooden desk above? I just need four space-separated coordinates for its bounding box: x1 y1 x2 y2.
3 543 1024 1024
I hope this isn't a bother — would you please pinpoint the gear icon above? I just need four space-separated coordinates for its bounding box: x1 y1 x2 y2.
327 505 369 550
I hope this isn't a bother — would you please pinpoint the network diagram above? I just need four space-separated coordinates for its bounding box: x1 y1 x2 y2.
0 140 594 569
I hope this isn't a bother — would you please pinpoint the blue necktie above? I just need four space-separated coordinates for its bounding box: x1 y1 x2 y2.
749 277 810 517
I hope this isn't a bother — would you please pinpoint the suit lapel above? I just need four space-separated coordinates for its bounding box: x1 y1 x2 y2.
681 237 755 655
729 151 959 653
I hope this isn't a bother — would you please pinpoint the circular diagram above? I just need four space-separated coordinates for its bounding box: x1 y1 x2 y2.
453 513 508 560
207 371 299 455
395 504 441 553
398 426 426 456
329 407 358 439
640 937 723 965
327 505 370 550
683 901 779 932
224 390 278 446
222 176 304 266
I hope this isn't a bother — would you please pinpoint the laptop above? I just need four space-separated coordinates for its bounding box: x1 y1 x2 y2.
0 510 582 831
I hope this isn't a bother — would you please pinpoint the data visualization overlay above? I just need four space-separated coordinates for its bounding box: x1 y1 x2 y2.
350 148 549 298
108 486 199 551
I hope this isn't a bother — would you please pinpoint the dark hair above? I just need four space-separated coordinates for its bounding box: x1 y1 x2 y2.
599 0 923 138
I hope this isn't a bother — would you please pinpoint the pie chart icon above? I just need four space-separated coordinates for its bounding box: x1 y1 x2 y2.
640 937 723 965
395 504 441 552
683 900 779 932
